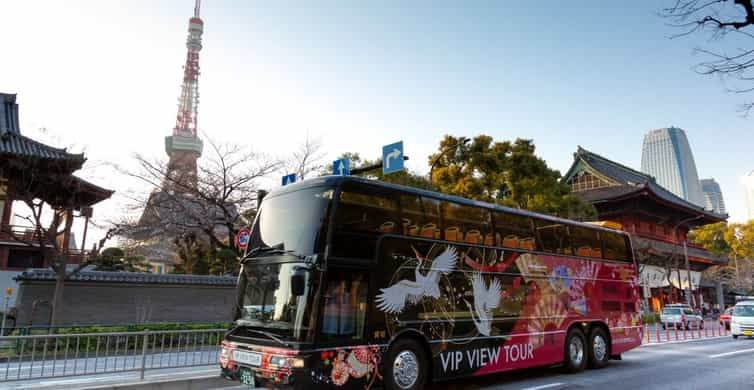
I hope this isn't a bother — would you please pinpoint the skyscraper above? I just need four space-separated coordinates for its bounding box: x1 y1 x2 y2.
745 171 754 221
700 178 726 215
641 127 705 207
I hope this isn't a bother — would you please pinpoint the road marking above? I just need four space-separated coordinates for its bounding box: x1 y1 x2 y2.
709 347 754 358
521 383 565 390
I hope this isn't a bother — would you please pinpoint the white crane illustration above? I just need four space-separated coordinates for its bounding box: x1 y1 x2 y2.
376 247 458 314
468 272 502 336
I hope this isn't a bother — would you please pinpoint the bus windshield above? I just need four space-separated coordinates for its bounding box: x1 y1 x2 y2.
235 262 315 343
248 186 333 256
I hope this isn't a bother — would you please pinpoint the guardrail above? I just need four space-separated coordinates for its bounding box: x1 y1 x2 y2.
642 319 729 344
0 328 226 382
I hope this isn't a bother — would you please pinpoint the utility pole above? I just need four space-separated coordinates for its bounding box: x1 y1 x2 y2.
683 240 693 307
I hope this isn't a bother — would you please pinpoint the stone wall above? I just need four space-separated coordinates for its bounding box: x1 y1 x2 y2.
14 270 238 326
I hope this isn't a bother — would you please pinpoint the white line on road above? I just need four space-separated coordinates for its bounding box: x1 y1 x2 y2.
520 383 565 390
709 347 754 358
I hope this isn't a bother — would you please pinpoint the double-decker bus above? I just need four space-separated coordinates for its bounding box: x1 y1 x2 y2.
221 176 642 389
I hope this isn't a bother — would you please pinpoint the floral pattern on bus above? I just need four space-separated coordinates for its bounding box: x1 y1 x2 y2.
318 346 382 390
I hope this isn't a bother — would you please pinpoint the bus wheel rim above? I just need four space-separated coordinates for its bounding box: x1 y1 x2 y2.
569 336 584 365
393 350 419 389
593 334 607 362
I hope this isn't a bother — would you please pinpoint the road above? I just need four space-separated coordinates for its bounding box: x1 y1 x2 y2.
427 336 754 390
215 337 754 390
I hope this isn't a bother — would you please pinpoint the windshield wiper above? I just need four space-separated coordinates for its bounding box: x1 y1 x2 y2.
244 328 292 348
243 245 308 263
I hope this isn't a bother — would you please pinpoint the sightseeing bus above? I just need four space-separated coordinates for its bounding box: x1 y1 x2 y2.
220 176 642 389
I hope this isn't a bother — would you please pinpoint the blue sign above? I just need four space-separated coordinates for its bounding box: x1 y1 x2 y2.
382 141 404 175
333 159 350 176
282 173 296 186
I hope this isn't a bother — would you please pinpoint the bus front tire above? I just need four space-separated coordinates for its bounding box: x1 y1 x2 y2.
384 338 429 390
587 327 610 369
562 328 587 373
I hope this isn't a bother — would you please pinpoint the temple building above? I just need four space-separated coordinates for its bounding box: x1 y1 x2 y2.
0 92 112 306
564 147 728 312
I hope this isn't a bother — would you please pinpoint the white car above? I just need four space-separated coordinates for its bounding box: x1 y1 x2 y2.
660 304 703 330
731 301 754 339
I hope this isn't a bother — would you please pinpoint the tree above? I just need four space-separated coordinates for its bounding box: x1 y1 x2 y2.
690 220 754 291
1 200 115 327
92 247 148 272
663 0 754 113
285 133 326 180
430 135 596 220
118 137 279 274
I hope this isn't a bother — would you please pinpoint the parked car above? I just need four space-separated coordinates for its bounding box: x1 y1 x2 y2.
660 304 704 330
731 301 754 339
719 307 733 330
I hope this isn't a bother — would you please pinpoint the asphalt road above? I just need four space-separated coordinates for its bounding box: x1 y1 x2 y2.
428 336 754 390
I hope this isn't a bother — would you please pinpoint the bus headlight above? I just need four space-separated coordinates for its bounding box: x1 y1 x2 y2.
269 356 305 368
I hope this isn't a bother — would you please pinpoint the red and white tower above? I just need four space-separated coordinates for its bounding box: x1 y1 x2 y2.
164 0 204 193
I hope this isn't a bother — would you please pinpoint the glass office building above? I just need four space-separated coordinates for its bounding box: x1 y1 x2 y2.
641 127 705 208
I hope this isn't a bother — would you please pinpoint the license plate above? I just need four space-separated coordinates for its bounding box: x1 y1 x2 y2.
744 330 752 336
233 350 262 366
239 367 256 386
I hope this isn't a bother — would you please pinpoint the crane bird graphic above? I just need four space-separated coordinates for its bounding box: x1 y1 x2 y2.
376 247 458 314
467 272 502 336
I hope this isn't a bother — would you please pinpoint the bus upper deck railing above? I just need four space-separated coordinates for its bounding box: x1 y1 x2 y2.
0 328 226 382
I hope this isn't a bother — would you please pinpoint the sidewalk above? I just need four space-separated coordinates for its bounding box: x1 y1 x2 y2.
0 366 237 390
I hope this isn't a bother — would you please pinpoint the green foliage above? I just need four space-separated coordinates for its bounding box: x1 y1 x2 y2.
689 222 731 257
641 312 661 324
93 247 149 272
430 135 596 220
210 248 240 276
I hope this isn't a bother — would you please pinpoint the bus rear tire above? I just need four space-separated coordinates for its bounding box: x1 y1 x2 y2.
384 338 429 390
587 327 610 369
562 328 587 373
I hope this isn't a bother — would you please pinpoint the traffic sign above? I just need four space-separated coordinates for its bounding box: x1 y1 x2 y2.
236 228 251 250
282 173 296 186
382 141 404 175
333 159 350 176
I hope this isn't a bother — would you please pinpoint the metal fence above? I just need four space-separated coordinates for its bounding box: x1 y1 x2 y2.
0 328 226 382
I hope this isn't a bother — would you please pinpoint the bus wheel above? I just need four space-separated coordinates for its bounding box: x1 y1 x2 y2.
587 327 610 369
384 338 428 390
562 328 587 373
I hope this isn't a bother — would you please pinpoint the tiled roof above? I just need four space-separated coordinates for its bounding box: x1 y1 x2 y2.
0 130 85 163
567 147 727 221
15 269 237 286
633 236 728 265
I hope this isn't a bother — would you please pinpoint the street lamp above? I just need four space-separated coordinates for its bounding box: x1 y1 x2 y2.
670 214 704 307
428 137 470 189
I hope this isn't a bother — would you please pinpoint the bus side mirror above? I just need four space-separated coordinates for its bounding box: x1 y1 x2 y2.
291 268 307 296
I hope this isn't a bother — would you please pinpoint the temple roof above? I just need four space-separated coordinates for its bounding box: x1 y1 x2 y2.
564 147 727 223
633 236 727 265
0 130 85 167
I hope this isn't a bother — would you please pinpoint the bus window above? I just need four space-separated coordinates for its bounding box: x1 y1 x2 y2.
441 201 492 244
570 226 601 258
494 211 535 249
603 232 630 261
535 219 570 254
320 271 368 341
332 188 399 259
399 194 440 239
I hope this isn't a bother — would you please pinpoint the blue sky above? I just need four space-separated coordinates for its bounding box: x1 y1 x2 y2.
1 0 751 235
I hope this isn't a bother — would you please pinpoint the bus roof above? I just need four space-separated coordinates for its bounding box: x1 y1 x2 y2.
267 175 630 237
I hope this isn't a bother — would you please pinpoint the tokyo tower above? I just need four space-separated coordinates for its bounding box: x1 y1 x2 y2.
164 0 204 193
